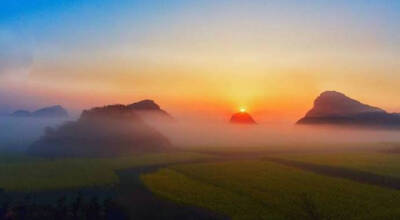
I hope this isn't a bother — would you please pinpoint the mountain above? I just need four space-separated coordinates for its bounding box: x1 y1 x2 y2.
230 112 257 124
32 105 69 118
11 105 68 118
27 104 171 157
128 99 162 110
127 99 170 116
302 91 385 117
11 110 31 117
127 99 173 123
297 91 400 128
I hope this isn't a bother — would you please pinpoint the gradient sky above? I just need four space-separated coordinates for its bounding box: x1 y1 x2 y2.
1 0 400 121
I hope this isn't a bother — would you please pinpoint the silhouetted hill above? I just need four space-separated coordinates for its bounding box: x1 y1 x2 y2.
297 91 400 128
128 99 161 110
27 104 171 157
11 110 31 117
127 100 173 123
127 99 171 116
303 91 384 117
32 105 69 118
230 112 256 124
11 105 68 118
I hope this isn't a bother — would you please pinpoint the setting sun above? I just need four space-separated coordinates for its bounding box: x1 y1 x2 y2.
240 108 247 113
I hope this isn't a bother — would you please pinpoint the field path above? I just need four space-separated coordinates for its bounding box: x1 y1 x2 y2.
115 159 230 220
264 157 400 190
193 150 400 191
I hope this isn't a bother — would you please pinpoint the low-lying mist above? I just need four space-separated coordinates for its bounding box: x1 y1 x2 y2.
0 116 71 151
148 116 400 153
2 112 400 154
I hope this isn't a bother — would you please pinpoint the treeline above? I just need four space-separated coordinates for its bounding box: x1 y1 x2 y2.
0 191 127 220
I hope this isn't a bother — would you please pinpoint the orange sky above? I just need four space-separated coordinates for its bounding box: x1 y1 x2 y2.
1 1 400 121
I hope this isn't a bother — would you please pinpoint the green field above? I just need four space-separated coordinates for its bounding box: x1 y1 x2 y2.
272 152 400 178
0 152 215 191
142 159 400 220
4 147 400 219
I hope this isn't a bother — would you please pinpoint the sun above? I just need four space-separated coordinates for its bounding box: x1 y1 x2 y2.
239 107 247 113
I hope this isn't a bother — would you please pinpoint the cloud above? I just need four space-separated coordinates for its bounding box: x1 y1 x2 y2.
0 30 33 77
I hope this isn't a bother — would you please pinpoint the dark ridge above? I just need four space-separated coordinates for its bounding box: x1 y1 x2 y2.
10 110 31 117
127 99 170 116
128 100 161 111
11 105 69 118
305 91 384 118
80 104 141 121
27 104 171 158
32 105 69 118
297 112 400 128
297 91 400 128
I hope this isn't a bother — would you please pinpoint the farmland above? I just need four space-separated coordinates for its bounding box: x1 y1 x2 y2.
3 147 400 219
142 155 400 220
0 151 215 191
272 151 400 178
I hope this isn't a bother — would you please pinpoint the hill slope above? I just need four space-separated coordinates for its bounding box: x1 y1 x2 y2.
11 105 68 118
297 91 400 128
28 104 171 157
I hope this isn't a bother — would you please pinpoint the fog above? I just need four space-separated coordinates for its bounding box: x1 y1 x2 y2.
148 116 400 153
2 113 400 154
0 116 71 151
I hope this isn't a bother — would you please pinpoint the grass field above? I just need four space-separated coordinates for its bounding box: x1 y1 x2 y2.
0 152 215 191
272 152 400 178
4 146 400 219
142 159 400 220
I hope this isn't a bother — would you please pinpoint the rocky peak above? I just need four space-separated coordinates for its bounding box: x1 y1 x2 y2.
305 91 385 118
127 100 161 111
80 104 140 121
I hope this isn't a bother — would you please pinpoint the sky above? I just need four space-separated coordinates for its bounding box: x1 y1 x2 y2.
1 0 400 121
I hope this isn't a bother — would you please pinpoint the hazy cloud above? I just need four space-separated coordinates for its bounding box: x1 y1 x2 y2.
0 30 33 76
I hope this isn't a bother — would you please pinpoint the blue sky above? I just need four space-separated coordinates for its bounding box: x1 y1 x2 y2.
2 0 399 45
1 1 400 118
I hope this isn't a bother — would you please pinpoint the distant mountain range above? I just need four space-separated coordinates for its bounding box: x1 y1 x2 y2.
11 105 69 118
297 91 400 128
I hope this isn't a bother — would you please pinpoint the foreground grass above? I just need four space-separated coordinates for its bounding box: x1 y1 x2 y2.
0 152 214 191
142 160 400 220
272 152 400 178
